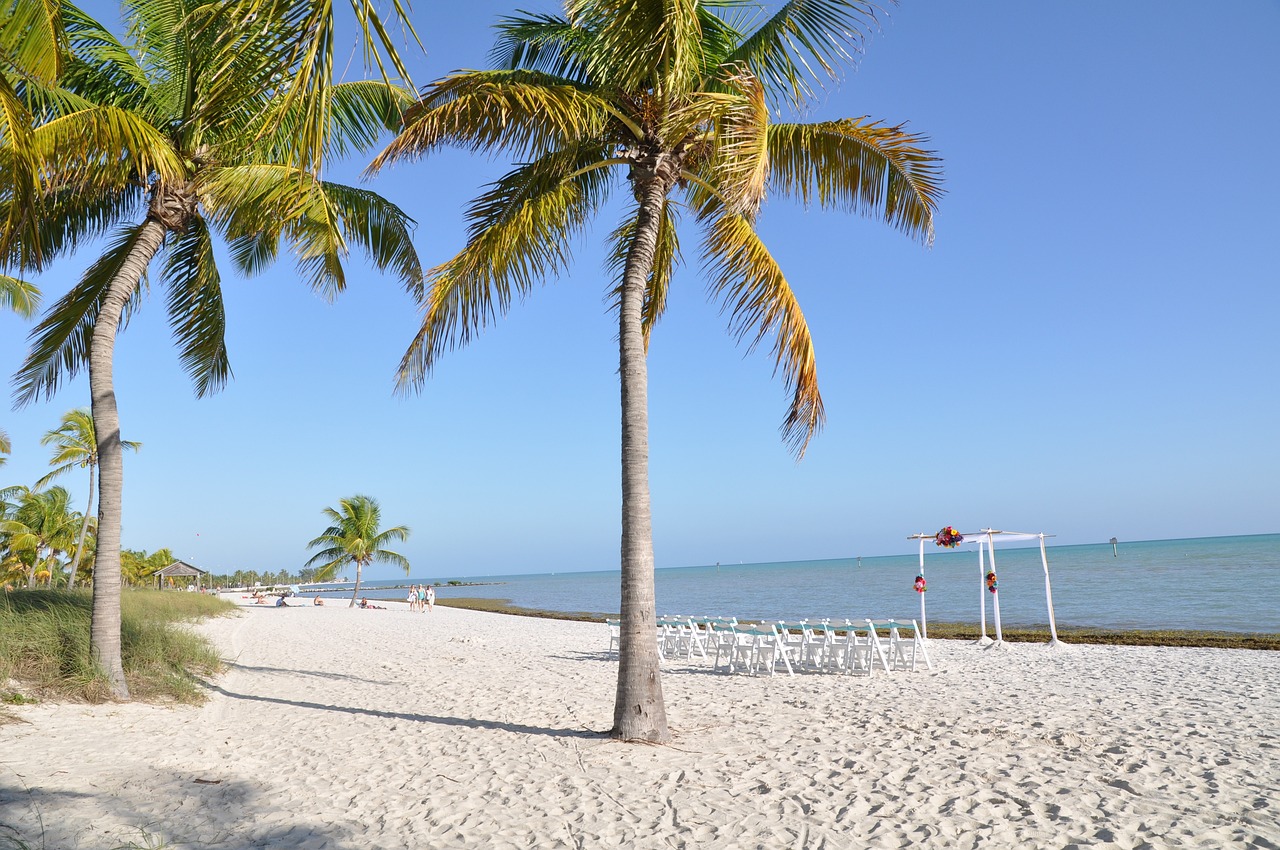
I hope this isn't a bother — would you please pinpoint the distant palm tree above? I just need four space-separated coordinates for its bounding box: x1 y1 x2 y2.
0 485 82 588
37 408 140 590
370 0 942 741
305 495 410 608
5 1 423 698
0 429 10 467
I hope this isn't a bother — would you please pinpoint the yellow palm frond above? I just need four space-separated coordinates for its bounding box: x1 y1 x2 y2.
710 67 769 219
768 118 943 245
370 70 609 172
0 0 66 86
398 147 615 389
568 0 703 95
31 103 185 191
700 207 824 458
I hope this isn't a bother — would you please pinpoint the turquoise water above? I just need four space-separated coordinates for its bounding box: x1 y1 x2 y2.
336 533 1280 634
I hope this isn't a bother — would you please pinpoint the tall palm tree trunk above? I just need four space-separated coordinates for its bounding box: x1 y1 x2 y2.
348 560 364 608
612 160 674 743
89 219 168 699
67 463 94 590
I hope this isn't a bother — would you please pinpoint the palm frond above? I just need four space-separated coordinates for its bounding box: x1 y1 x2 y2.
0 0 66 86
162 218 231 398
0 76 44 269
723 0 879 110
12 224 150 407
491 11 592 82
60 1 149 104
606 199 682 350
0 273 38 316
31 102 186 191
250 80 414 163
369 69 610 172
708 67 769 219
567 0 704 95
768 118 942 245
398 144 615 390
320 181 424 299
0 181 147 270
699 205 824 458
216 0 420 173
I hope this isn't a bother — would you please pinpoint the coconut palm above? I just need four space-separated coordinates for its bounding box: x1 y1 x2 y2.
0 485 82 588
304 494 410 608
0 429 9 467
36 408 139 589
5 1 423 698
370 0 943 741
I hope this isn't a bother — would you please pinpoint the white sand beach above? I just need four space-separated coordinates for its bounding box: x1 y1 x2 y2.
2 597 1278 849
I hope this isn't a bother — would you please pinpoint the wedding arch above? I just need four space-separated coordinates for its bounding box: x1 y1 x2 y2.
906 528 1062 648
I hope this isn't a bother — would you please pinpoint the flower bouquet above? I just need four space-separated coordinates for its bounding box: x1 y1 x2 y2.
934 526 964 548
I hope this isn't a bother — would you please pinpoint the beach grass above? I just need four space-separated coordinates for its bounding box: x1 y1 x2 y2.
0 589 235 717
436 597 1280 651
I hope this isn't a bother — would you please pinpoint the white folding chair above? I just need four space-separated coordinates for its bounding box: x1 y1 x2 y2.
605 619 620 656
862 620 896 674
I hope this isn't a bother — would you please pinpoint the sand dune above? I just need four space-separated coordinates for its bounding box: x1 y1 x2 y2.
2 597 1277 849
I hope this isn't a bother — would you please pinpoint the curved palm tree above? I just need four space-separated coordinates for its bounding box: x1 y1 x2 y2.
0 485 82 588
5 2 424 698
370 0 943 741
305 494 410 608
36 408 139 590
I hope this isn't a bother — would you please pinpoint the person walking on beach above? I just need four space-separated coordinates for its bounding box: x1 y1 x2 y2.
406 586 418 611
426 583 435 612
417 584 427 613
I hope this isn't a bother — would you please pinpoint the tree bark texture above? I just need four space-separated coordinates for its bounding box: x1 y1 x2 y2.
611 154 677 743
89 218 168 699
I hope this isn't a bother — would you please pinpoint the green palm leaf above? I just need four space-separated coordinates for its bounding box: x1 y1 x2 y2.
723 0 878 110
162 219 231 398
12 225 149 405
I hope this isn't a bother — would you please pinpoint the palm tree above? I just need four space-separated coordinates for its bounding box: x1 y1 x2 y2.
0 429 9 467
4 1 424 698
305 494 410 608
369 0 942 741
0 485 82 588
36 408 139 590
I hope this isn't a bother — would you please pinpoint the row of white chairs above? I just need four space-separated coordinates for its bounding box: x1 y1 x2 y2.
605 617 933 678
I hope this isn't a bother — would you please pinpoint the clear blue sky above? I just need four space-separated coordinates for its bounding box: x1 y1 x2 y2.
2 1 1277 581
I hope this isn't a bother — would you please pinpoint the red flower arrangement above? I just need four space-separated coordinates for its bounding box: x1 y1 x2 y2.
986 571 998 593
914 575 927 593
935 526 964 548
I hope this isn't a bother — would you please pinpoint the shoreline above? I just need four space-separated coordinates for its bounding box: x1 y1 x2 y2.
427 597 1280 650
2 595 1277 848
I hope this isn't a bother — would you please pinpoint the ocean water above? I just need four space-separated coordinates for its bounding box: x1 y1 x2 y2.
323 533 1280 634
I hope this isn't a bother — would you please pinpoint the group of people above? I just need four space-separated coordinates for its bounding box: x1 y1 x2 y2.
406 583 436 613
